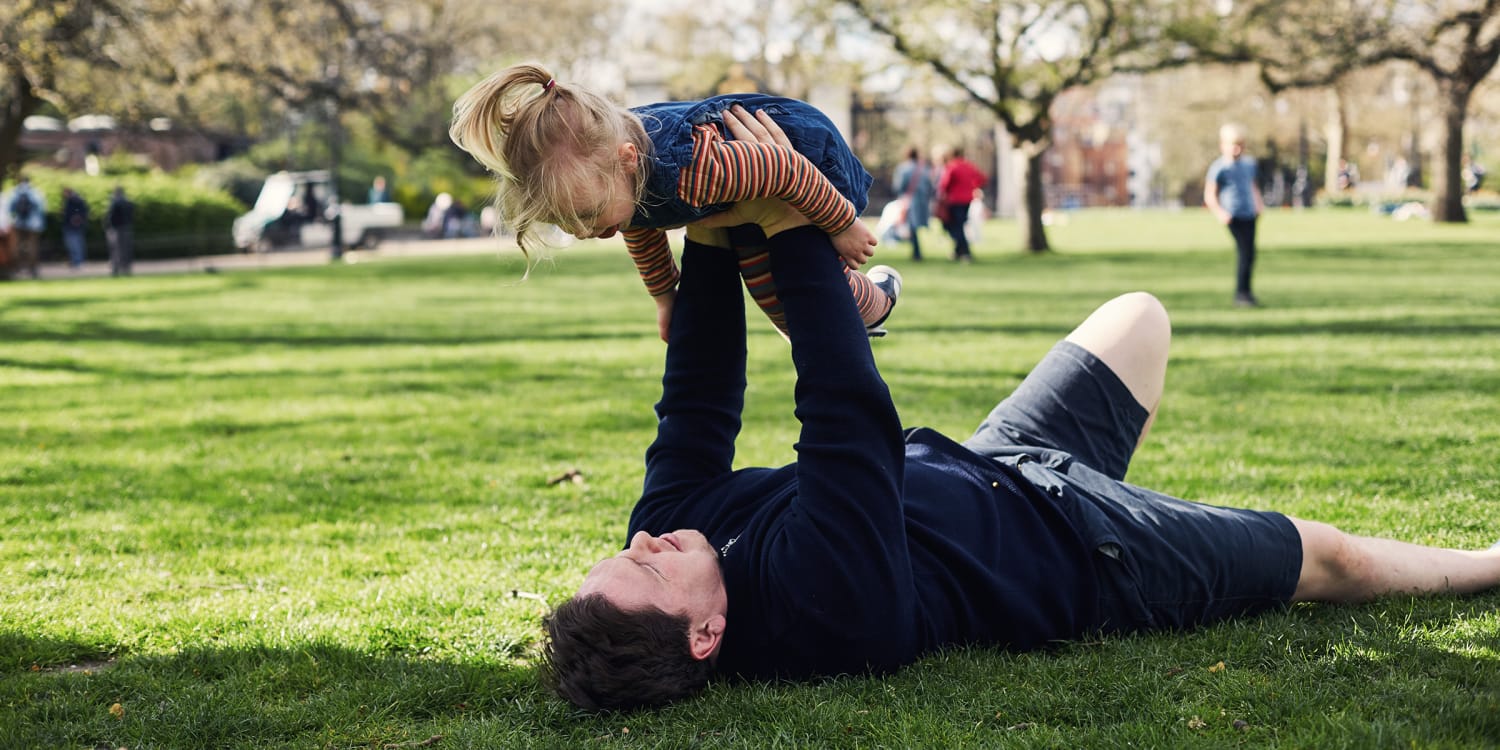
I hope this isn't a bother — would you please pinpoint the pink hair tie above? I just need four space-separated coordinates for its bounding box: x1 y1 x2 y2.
542 79 556 92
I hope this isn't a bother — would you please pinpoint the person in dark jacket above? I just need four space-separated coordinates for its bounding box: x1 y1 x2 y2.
105 186 136 277
61 187 90 268
540 118 1500 714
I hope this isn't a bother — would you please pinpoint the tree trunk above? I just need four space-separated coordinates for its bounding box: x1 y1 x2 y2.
1023 148 1049 252
1434 85 1469 223
1324 87 1346 195
0 66 43 180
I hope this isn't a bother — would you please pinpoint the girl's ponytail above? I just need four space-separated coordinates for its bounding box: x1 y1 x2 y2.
449 62 556 182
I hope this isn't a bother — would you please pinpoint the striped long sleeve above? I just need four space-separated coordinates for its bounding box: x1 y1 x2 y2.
623 227 678 297
680 125 859 236
621 123 861 300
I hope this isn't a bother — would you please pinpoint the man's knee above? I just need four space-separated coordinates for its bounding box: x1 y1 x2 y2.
1113 291 1170 345
1066 292 1171 410
1068 292 1169 347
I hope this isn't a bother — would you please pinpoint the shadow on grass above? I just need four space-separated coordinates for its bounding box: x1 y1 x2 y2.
0 632 561 748
880 315 1500 340
0 318 648 349
0 276 267 311
4 593 1497 747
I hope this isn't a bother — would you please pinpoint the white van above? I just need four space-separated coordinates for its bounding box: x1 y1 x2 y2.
233 170 402 252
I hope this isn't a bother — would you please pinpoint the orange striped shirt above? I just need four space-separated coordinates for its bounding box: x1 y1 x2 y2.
623 125 859 297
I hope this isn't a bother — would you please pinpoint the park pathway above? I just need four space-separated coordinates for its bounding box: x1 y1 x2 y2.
19 235 516 281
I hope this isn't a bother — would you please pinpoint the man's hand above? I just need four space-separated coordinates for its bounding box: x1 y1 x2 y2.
832 221 877 269
722 104 791 148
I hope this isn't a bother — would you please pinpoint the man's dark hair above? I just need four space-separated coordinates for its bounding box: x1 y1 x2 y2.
540 593 713 711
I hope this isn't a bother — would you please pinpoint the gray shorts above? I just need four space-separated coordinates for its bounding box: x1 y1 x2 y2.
963 341 1303 634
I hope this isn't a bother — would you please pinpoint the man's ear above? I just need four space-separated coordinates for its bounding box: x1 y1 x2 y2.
618 142 638 172
688 614 725 661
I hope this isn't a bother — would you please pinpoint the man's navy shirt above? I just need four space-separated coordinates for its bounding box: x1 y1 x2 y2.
626 228 1100 679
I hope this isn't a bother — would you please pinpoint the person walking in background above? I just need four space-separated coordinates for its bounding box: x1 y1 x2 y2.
0 187 13 278
6 175 45 279
936 146 986 264
1462 155 1486 194
61 187 89 269
891 146 935 262
1203 123 1266 308
105 186 136 277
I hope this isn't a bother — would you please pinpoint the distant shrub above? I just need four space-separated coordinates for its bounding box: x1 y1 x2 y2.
13 168 247 261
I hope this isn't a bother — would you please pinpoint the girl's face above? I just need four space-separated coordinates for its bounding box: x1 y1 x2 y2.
564 143 638 240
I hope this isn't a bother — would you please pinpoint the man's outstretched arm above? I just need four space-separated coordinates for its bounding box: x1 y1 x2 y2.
763 225 917 647
632 236 747 528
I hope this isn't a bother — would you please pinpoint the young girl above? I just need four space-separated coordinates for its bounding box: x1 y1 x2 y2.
449 62 899 342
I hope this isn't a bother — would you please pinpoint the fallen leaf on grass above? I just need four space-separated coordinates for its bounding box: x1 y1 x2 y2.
1207 660 1226 673
1187 716 1206 730
547 468 585 486
109 702 124 719
1233 719 1250 731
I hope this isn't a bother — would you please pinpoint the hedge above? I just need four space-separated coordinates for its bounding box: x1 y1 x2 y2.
7 168 246 261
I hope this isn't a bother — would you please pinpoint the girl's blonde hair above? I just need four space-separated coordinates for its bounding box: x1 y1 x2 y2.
449 62 650 254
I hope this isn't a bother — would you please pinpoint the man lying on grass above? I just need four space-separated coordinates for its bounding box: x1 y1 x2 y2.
541 113 1500 713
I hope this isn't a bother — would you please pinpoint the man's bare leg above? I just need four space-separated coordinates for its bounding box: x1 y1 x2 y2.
1064 292 1171 447
1291 518 1500 602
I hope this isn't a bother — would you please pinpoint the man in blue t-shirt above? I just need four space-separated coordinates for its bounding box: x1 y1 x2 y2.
1204 124 1266 307
539 112 1500 713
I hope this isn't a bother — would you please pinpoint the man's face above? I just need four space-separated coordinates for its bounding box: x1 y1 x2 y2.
578 529 727 633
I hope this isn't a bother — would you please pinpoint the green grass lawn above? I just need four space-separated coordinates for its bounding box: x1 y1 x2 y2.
3 208 1498 748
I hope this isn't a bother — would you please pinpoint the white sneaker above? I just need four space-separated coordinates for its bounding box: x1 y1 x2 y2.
865 265 902 337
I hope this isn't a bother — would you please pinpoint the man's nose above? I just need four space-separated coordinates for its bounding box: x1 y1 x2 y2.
629 530 661 552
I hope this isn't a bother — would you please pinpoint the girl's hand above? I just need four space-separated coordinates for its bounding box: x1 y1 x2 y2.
655 290 677 343
831 221 878 269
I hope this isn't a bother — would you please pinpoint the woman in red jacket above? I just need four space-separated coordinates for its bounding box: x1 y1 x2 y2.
936 146 987 263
